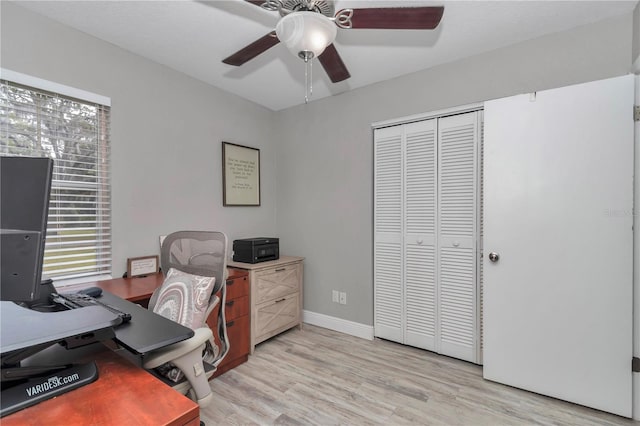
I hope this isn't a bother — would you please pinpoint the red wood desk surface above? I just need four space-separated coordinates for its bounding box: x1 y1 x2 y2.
89 273 165 304
85 269 248 304
2 350 199 426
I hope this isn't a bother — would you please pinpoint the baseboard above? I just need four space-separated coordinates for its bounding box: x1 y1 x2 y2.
302 310 374 340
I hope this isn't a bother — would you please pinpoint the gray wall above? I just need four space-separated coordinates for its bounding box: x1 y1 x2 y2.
274 14 633 326
1 2 277 277
631 2 640 67
634 2 640 67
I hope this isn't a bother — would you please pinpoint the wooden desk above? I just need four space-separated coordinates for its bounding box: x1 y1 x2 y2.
3 350 199 425
88 273 165 308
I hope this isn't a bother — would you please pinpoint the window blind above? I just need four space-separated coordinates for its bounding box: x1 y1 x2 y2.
0 79 111 281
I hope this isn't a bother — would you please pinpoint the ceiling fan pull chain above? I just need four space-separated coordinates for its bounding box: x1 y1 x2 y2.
310 58 313 98
304 56 314 104
304 58 309 104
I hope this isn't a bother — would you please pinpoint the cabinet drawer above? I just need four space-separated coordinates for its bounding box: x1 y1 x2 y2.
222 314 250 364
255 264 301 304
255 293 299 341
225 275 249 299
224 295 249 321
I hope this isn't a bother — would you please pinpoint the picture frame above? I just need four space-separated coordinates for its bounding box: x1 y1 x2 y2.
127 255 159 278
222 141 261 206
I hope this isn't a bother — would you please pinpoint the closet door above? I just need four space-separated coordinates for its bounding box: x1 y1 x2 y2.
403 119 437 350
373 126 403 343
437 112 479 362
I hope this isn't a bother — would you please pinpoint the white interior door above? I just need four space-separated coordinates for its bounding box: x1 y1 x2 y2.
404 119 437 351
437 112 479 362
483 75 634 417
374 126 403 343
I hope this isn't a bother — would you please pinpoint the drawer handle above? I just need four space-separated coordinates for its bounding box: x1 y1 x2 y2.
226 300 235 307
275 298 286 303
226 279 235 285
275 268 286 272
226 320 235 327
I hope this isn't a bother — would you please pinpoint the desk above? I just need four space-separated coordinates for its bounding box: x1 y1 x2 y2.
2 288 198 424
2 349 199 425
87 273 165 307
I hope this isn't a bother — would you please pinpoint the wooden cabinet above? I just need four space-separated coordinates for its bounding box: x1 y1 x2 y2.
207 268 250 378
228 256 304 354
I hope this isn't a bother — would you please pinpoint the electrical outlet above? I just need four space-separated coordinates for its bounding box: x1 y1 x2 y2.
339 292 347 305
332 290 339 303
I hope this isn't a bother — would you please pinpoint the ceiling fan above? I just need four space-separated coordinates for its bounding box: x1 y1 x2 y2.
222 0 445 85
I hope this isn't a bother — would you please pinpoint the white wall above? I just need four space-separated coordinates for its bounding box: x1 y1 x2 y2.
1 2 278 277
274 14 633 326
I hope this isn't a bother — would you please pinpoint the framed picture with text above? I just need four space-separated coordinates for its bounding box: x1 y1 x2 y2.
222 142 261 206
127 255 159 278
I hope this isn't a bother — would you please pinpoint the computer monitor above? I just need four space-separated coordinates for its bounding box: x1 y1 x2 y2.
0 156 54 303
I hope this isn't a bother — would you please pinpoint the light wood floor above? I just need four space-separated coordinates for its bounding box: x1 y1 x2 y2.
202 325 636 425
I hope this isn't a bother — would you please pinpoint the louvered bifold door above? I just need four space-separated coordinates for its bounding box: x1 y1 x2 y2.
437 112 479 363
374 126 404 343
403 119 437 351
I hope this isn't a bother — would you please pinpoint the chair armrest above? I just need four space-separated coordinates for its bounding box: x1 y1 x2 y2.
142 327 213 369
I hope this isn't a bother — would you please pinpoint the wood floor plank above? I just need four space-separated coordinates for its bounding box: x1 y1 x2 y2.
202 325 636 425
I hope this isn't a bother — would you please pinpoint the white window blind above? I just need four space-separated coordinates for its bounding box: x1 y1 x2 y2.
0 79 111 281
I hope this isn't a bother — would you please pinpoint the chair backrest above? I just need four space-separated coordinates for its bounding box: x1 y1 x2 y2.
150 230 230 383
155 231 228 306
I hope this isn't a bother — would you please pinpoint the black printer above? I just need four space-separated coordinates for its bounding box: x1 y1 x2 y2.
232 237 279 264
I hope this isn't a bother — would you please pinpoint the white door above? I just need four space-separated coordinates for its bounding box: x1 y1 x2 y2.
404 119 437 351
437 112 479 362
483 75 634 417
374 126 403 343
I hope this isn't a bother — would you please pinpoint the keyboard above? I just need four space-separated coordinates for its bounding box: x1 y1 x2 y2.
51 293 132 324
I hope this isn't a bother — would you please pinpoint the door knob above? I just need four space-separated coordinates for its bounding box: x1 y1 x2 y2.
488 252 500 263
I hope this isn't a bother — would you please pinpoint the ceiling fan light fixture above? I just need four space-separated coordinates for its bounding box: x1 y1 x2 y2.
275 11 337 61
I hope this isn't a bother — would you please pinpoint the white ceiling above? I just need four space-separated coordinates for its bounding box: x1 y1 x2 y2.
13 0 638 111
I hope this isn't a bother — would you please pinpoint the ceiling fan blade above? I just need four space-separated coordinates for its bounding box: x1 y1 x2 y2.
318 44 351 83
337 6 444 30
222 31 280 66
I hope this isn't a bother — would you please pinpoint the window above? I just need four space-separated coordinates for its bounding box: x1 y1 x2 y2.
0 76 111 282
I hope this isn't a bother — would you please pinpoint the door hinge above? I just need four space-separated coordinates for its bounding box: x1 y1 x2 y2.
632 357 640 372
635 105 640 122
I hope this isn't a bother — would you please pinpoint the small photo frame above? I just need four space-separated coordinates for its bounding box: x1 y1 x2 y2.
222 142 260 206
127 255 159 278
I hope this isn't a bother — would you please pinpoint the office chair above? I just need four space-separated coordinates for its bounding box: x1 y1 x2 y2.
142 231 230 407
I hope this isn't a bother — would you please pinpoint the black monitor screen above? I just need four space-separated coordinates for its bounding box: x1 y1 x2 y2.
1 156 53 302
